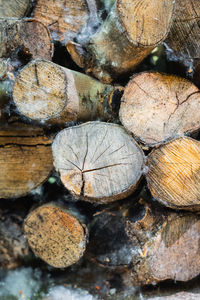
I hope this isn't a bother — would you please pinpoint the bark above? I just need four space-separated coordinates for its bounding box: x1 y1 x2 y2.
67 0 175 83
119 72 200 147
32 0 90 44
146 137 200 210
147 292 200 300
12 59 123 124
0 0 31 18
52 121 145 203
87 199 200 285
24 203 88 268
0 18 53 62
164 0 200 71
0 124 53 199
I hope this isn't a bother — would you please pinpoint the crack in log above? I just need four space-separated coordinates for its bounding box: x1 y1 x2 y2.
0 143 51 148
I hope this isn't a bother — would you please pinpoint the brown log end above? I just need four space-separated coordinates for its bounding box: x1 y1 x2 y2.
24 204 88 268
52 121 145 204
0 0 30 18
32 0 89 44
0 125 53 199
146 137 200 210
119 72 200 146
117 0 174 46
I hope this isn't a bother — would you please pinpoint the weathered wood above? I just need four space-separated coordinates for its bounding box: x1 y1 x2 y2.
0 125 53 199
146 137 200 210
0 18 53 61
67 0 175 83
87 199 200 285
119 72 200 147
24 203 88 268
0 0 30 18
147 292 200 300
52 122 145 203
164 0 200 71
12 59 123 124
32 0 90 44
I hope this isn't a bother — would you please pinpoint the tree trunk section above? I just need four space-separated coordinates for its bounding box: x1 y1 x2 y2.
67 0 175 83
24 203 88 268
119 72 200 147
12 59 123 124
87 199 200 285
52 121 145 203
0 124 53 199
146 137 200 210
0 18 53 61
0 0 31 18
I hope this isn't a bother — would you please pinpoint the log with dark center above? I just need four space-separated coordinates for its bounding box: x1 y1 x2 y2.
67 0 175 83
87 199 200 285
24 203 88 268
0 124 53 199
32 0 91 44
0 0 31 18
12 59 123 124
146 137 200 210
0 19 53 62
119 72 200 147
52 122 145 203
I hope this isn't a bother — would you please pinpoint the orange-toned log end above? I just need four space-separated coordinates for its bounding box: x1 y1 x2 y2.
119 72 200 147
0 125 53 199
146 137 200 210
24 204 88 268
33 0 89 44
52 121 145 204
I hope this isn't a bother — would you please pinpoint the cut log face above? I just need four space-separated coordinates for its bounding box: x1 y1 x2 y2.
119 72 200 147
146 137 200 210
12 59 123 123
24 204 88 268
165 0 200 60
0 125 53 199
33 0 89 44
88 200 200 285
0 0 30 18
0 19 53 61
52 122 145 203
68 0 175 83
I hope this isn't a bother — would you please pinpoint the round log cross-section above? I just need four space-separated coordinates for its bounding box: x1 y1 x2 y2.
24 204 88 268
146 137 200 210
52 122 145 203
119 72 200 147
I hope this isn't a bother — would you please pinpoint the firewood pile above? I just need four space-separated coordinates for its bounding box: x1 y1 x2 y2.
1 0 200 298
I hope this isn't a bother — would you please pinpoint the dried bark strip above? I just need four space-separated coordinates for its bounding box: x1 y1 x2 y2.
0 0 31 18
87 200 200 285
12 59 123 124
146 137 200 210
0 18 53 61
67 0 175 83
0 125 53 199
119 72 200 147
52 122 145 204
32 0 90 44
24 203 88 268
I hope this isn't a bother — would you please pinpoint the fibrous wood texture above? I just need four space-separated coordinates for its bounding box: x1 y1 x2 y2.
146 137 200 210
12 59 123 124
32 0 90 44
24 203 88 268
67 0 175 83
0 0 30 18
0 125 53 199
52 122 144 203
0 19 53 61
119 72 200 147
88 200 200 285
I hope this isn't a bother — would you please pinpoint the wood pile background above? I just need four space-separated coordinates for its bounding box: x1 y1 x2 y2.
1 0 200 298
